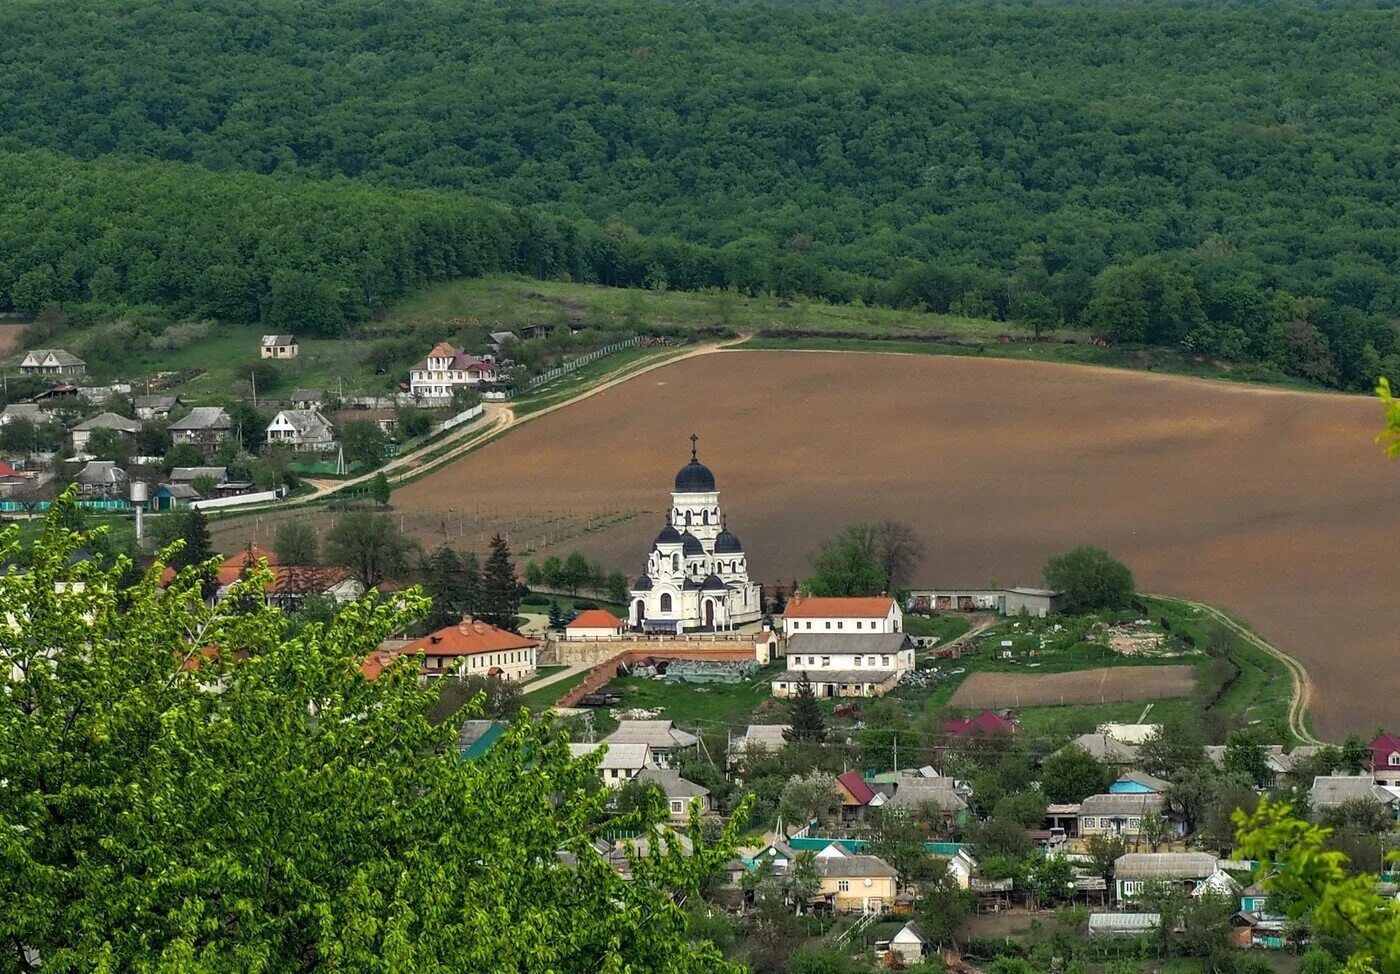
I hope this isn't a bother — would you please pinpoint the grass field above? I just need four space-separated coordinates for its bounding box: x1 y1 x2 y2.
903 613 971 643
520 669 593 711
589 662 790 737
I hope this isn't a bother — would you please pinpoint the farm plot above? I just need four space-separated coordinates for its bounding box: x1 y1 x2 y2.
948 665 1196 709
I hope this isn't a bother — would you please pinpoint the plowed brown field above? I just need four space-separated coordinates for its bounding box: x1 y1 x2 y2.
245 350 1398 737
948 666 1198 709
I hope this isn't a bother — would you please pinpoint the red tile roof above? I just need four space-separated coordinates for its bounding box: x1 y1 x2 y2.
399 616 538 658
223 544 280 569
837 770 877 805
0 460 19 478
783 596 896 619
944 711 1019 737
1370 733 1400 764
567 608 625 629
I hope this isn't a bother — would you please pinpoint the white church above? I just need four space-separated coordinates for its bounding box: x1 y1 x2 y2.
629 438 763 633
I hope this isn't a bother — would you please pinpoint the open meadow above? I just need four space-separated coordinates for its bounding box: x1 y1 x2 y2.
368 349 1398 738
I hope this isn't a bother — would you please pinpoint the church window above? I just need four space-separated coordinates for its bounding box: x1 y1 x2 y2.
702 510 709 525
660 593 673 613
685 511 692 526
671 554 679 572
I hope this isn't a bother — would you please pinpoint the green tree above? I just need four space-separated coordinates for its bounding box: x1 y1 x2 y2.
561 550 592 595
342 419 391 469
1039 744 1111 804
173 507 213 569
1340 734 1371 775
1042 545 1134 613
1224 728 1273 788
1084 833 1127 882
606 570 629 605
783 851 822 913
1138 720 1206 778
479 533 521 630
867 806 937 884
783 673 827 744
324 510 412 586
915 863 975 945
0 492 745 971
802 531 886 597
274 519 320 565
368 470 391 507
421 544 465 630
777 773 842 829
1379 377 1399 457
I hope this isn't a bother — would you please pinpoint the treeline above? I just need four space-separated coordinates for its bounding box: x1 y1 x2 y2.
3 0 1400 387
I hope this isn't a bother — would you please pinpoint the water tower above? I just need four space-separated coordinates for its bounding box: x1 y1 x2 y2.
130 480 148 545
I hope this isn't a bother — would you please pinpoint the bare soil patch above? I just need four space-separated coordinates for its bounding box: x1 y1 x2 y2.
948 665 1197 709
224 350 1399 737
0 322 29 356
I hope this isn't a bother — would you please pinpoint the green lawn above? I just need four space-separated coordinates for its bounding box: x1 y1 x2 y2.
522 664 568 684
520 669 593 711
589 661 789 737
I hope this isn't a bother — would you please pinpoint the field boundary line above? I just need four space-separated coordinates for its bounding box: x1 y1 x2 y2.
1148 593 1317 744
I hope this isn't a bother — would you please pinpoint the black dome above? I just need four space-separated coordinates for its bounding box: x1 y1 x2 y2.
654 524 682 545
674 458 716 493
683 577 703 591
679 532 705 556
633 574 653 591
714 529 743 554
701 574 727 591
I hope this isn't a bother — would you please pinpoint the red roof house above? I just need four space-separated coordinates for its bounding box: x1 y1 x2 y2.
836 770 877 820
783 596 897 619
390 615 539 678
944 710 1019 738
1370 733 1400 785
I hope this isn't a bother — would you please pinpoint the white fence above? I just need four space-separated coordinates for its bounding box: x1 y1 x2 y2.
524 336 644 391
436 403 484 433
189 490 280 511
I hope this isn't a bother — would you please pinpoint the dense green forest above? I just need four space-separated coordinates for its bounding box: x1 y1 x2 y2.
2 0 1399 388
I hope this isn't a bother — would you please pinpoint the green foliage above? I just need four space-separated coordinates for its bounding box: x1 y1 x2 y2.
1039 744 1111 804
478 533 521 630
0 491 746 972
368 471 391 507
274 519 320 565
916 864 976 946
1236 799 1400 974
777 772 841 829
1380 377 1400 458
605 570 629 606
802 529 887 597
5 1 1400 386
324 510 412 586
342 420 391 470
1042 546 1134 614
783 673 827 744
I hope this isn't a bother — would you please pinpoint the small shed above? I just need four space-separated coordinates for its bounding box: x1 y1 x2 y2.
888 921 928 965
260 334 299 359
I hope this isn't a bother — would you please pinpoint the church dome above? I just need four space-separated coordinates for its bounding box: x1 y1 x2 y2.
633 573 653 591
683 577 703 591
654 524 682 545
679 532 705 556
674 458 716 493
714 529 743 554
701 574 727 591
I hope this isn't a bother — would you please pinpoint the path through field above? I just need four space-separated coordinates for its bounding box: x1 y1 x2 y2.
382 349 1397 738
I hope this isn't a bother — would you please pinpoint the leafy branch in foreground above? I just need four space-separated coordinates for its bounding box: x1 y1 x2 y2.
0 489 743 973
1379 377 1400 458
1234 798 1400 974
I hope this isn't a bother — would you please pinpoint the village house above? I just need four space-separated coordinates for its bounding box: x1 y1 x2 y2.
1369 733 1400 787
1203 743 1323 788
289 388 326 410
602 720 698 768
887 922 929 966
729 724 791 767
19 349 85 377
567 741 654 787
133 394 180 421
565 608 626 640
213 545 364 610
870 773 968 824
811 851 900 914
260 334 299 359
266 409 336 451
835 770 878 823
169 466 228 486
70 412 140 453
0 402 46 427
0 460 31 495
168 407 232 452
772 631 914 699
330 407 398 434
1113 852 1222 902
74 460 128 498
394 615 539 681
781 594 902 635
633 767 714 821
152 483 201 510
408 342 499 398
1052 732 1140 768
1310 775 1400 815
1109 771 1170 795
1078 793 1173 840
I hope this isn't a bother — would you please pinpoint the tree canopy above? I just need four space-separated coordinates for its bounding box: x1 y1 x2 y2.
0 493 744 972
1042 546 1135 614
2 0 1399 387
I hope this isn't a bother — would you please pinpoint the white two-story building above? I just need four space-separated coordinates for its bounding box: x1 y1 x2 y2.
782 595 903 636
772 631 915 698
408 343 499 399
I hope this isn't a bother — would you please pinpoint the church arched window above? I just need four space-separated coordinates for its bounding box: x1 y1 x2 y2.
671 553 679 572
660 592 672 613
684 511 692 526
702 510 709 525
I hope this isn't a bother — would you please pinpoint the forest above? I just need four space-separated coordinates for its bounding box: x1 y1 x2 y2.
2 0 1398 388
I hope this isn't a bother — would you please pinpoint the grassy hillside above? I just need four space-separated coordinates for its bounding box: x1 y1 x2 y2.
1 0 1398 389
